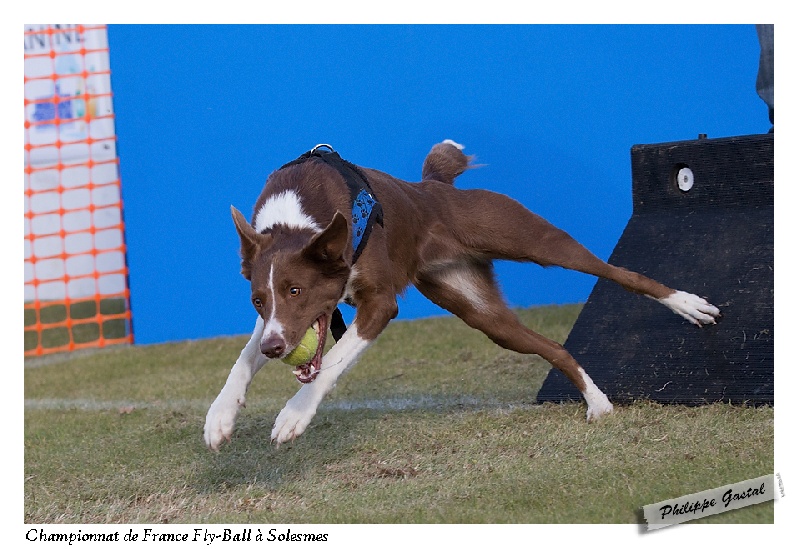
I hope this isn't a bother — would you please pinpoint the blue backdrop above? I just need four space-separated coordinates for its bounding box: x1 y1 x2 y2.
106 25 769 345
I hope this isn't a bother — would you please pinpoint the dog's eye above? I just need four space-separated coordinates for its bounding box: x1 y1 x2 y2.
252 297 263 308
289 287 302 297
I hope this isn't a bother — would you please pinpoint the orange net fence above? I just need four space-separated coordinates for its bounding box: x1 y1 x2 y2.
24 24 133 356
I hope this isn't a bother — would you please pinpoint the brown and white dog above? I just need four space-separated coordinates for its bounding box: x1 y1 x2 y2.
204 140 720 450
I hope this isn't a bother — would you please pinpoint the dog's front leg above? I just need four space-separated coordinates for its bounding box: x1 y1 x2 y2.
270 325 371 445
204 317 268 450
271 299 397 445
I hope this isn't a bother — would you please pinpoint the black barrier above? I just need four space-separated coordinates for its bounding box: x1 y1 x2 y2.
536 134 773 406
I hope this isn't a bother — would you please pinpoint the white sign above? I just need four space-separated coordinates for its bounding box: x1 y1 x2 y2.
24 25 127 301
642 473 777 530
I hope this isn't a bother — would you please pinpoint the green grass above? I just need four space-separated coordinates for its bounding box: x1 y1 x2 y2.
24 304 774 524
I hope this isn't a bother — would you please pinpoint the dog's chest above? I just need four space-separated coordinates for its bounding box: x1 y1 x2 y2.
339 267 360 306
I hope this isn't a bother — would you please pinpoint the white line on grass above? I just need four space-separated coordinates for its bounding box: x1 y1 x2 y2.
25 396 548 413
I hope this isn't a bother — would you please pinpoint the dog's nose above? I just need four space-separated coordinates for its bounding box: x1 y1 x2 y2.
261 335 286 358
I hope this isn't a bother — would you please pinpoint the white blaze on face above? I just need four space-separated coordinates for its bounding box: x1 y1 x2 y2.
261 263 284 345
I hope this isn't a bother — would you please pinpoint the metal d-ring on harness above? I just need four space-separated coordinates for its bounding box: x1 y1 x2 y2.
278 144 385 341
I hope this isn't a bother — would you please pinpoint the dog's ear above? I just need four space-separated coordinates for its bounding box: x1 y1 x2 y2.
231 205 272 280
302 211 350 270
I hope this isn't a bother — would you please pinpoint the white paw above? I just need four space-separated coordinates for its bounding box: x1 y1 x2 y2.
586 393 614 422
271 391 319 445
659 290 721 327
203 393 244 451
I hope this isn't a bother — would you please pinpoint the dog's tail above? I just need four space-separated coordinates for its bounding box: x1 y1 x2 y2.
422 139 474 186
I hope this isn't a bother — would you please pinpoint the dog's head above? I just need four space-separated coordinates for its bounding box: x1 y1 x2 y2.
231 206 351 383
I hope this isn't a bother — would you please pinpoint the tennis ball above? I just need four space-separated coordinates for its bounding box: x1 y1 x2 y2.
282 327 319 366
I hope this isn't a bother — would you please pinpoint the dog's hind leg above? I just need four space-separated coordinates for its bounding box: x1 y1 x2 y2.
415 261 613 421
204 316 269 450
450 189 720 326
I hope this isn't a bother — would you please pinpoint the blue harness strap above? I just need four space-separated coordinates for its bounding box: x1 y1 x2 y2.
278 145 384 340
351 188 379 261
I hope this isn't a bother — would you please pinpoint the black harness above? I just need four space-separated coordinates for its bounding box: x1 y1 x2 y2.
279 145 384 341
